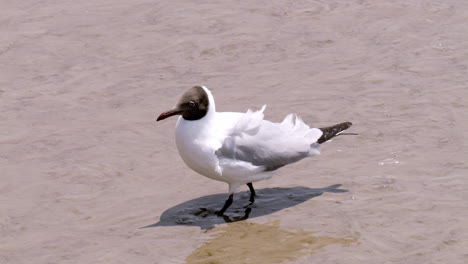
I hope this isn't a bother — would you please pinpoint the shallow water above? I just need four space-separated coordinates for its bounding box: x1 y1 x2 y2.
1 0 467 263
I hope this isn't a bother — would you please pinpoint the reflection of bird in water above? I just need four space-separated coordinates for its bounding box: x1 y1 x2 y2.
157 86 355 215
192 206 252 223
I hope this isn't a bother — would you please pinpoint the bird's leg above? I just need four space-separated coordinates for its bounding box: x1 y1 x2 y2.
217 194 234 216
247 182 256 204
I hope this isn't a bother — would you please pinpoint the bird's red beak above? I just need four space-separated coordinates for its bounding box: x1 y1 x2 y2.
156 109 182 121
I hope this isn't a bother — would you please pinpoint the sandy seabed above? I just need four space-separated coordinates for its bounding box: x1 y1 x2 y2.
1 0 468 263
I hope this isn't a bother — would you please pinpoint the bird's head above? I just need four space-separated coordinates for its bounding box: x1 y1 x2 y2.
157 86 211 121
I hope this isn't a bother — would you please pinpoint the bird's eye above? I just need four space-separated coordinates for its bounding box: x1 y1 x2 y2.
188 101 197 108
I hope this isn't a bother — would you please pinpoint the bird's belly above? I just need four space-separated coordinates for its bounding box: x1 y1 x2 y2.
177 143 221 180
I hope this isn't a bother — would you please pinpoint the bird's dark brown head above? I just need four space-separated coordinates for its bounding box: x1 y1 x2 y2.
157 86 210 121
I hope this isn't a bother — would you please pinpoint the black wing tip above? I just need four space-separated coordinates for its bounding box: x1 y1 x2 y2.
342 121 352 128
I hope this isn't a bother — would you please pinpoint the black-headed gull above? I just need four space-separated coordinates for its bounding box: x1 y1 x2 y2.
157 86 353 216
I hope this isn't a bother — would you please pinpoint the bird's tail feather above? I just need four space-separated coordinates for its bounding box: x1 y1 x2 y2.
317 122 354 144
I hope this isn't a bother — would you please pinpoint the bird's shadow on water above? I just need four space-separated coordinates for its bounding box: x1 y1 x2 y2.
142 184 347 230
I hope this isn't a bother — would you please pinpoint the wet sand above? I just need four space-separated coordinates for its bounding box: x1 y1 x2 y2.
1 0 468 263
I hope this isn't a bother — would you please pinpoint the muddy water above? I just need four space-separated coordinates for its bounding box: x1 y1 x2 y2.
1 0 468 263
185 221 357 264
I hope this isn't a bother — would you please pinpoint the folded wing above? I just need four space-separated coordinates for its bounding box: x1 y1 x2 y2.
215 106 323 171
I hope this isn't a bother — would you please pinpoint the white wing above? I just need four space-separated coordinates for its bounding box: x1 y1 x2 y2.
215 106 323 171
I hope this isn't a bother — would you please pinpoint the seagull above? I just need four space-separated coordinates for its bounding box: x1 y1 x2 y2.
157 86 354 216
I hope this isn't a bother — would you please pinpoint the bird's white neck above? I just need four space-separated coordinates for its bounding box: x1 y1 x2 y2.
201 86 216 115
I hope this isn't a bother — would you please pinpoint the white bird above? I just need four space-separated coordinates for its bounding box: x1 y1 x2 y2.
157 86 353 215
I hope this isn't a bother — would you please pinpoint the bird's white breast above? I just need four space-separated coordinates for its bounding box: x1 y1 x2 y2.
174 112 245 183
175 116 224 181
